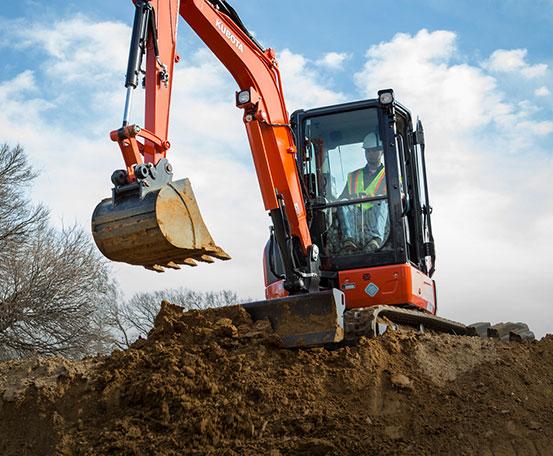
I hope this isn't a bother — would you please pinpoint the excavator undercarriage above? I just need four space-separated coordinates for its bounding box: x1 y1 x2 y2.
239 293 535 349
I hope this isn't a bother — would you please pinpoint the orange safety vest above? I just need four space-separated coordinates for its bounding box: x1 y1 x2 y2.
347 166 386 210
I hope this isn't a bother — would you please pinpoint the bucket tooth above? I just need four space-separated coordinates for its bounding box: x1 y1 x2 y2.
145 264 165 273
209 250 231 261
165 261 181 270
197 255 215 264
183 259 197 267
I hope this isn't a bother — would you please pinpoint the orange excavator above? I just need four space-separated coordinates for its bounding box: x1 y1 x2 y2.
92 0 533 346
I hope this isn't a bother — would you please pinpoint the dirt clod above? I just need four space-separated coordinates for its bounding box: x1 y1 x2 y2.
0 303 552 455
390 372 413 390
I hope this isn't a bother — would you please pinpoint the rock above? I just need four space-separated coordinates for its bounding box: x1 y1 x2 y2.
214 318 238 338
384 425 403 440
2 387 20 403
183 366 196 378
390 373 413 390
196 327 215 338
240 319 273 339
198 417 209 434
529 421 541 431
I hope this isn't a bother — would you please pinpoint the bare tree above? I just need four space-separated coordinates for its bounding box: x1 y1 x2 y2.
0 144 117 359
0 144 48 262
108 288 242 348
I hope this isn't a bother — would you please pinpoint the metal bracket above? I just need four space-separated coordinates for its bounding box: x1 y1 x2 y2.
111 158 174 205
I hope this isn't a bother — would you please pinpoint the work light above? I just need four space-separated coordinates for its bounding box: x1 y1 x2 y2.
378 90 394 105
237 89 251 106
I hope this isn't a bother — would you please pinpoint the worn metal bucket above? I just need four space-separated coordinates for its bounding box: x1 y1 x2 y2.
92 178 230 272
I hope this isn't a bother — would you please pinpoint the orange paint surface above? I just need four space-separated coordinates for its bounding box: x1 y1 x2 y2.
265 263 436 314
338 264 436 314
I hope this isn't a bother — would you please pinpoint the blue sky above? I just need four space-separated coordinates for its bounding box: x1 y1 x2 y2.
1 0 552 336
2 1 552 127
7 0 553 56
4 1 553 76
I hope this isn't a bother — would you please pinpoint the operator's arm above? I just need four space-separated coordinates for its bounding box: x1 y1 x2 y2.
365 170 388 246
338 176 351 200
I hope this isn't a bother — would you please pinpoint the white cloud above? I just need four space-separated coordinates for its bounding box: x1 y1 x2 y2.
278 49 347 111
2 16 130 85
0 70 124 224
484 48 548 79
515 119 553 136
354 29 553 337
535 86 551 97
355 30 515 133
0 70 36 93
39 18 129 81
315 52 351 70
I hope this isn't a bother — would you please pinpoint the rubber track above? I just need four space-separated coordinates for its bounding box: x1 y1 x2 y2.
344 305 534 342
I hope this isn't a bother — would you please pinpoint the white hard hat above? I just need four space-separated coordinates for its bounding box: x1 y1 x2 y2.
363 132 382 150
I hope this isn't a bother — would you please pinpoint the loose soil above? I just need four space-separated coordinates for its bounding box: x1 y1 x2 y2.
1 301 552 455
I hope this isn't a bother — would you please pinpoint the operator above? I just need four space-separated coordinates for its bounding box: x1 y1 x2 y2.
337 132 388 252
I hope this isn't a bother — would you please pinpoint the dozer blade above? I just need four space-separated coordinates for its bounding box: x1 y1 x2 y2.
242 289 345 348
92 178 230 271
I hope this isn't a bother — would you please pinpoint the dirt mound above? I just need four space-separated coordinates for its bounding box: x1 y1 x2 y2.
1 301 552 455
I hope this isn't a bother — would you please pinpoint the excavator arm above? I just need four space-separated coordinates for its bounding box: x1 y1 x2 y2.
92 0 318 290
180 0 317 292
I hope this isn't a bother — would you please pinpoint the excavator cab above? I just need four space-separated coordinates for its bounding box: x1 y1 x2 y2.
266 90 437 314
299 104 391 259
